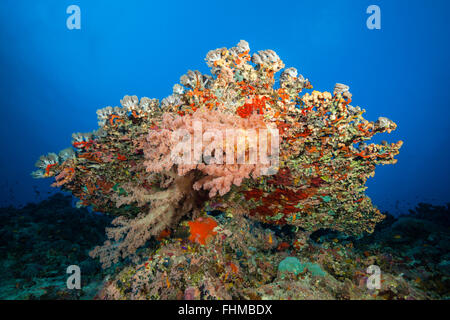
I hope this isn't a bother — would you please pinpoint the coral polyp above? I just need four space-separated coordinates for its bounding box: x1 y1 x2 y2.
33 40 402 268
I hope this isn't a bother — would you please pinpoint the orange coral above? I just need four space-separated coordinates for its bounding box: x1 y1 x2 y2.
236 96 270 118
188 217 218 245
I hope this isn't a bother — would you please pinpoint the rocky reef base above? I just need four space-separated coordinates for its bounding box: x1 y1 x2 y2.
0 194 448 300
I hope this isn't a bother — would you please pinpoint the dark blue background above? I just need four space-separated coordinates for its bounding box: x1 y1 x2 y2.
0 0 449 214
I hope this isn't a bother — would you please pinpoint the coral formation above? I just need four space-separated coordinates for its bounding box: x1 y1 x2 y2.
2 197 448 300
278 257 326 278
33 40 402 269
94 206 449 300
0 194 111 299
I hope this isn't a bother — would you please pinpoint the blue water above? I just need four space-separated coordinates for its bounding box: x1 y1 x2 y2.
0 0 449 213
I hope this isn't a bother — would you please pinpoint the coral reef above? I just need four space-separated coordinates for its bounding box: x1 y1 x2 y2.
0 194 111 299
32 40 402 269
94 204 449 300
1 196 447 300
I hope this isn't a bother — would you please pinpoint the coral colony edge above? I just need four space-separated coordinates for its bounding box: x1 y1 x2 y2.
31 40 448 300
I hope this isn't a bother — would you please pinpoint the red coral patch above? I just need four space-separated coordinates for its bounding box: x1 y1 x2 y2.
188 217 218 245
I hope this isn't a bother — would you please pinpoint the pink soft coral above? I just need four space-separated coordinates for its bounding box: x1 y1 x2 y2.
143 109 279 197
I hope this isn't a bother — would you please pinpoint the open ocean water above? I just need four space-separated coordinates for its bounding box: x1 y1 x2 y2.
0 0 448 301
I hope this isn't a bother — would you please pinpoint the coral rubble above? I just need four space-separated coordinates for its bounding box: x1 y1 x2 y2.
0 194 111 299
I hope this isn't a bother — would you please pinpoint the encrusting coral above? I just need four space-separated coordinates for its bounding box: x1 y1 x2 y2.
33 40 402 268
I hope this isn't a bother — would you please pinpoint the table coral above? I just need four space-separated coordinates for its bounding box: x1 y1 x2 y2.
32 40 402 268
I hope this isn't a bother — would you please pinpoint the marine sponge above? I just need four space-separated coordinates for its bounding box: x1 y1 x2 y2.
278 257 326 278
188 217 218 245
